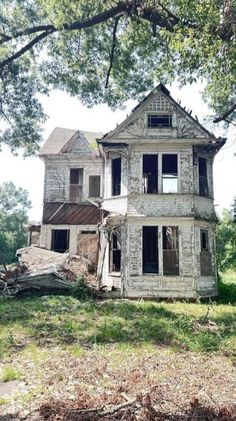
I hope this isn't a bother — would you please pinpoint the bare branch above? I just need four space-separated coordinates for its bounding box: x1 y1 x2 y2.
0 31 54 71
105 15 121 88
213 103 236 123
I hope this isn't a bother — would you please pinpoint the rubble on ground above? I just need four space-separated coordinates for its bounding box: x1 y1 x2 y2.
0 246 98 297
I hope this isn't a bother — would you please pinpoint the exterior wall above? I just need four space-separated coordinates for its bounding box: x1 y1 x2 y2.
40 223 98 255
43 155 103 203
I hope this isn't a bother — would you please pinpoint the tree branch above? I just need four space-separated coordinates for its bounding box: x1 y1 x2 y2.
213 103 236 123
0 31 54 71
105 15 121 88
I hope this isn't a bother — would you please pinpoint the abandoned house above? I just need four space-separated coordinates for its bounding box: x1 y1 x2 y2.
39 84 226 298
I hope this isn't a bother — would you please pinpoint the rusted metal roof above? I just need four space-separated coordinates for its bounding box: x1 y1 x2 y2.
42 202 101 225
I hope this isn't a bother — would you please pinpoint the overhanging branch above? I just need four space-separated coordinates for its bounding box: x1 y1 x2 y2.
105 15 121 88
213 103 236 123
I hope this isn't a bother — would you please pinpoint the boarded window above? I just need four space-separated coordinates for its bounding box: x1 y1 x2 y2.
89 175 101 197
77 232 98 264
162 154 178 193
69 168 83 202
148 114 172 128
51 229 70 253
143 154 158 193
112 158 121 196
200 229 212 275
109 232 121 272
143 226 159 273
199 158 209 197
163 226 179 275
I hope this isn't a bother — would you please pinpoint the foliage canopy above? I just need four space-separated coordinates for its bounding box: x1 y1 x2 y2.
0 0 235 154
216 200 236 272
0 181 31 264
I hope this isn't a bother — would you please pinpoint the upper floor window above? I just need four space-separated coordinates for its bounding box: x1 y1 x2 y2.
112 157 121 196
69 168 83 202
142 153 178 194
89 175 101 198
148 114 172 128
198 157 208 197
162 154 178 193
143 154 158 194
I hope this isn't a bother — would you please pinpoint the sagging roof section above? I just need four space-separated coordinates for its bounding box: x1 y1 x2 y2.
40 127 103 156
43 203 101 225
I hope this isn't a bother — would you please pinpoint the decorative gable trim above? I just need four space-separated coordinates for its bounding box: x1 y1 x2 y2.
101 84 215 143
61 131 91 154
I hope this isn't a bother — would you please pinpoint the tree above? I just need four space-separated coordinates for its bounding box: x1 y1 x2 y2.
216 204 236 272
0 182 31 264
0 0 235 155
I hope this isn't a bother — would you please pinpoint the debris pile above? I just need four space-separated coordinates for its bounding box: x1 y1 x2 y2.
0 246 97 297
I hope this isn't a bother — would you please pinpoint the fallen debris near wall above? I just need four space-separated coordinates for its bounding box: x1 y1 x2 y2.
0 246 98 297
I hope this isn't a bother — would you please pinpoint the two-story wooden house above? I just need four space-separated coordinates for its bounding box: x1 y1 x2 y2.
40 84 225 298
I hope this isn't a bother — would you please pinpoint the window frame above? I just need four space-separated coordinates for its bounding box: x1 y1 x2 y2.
142 153 179 194
147 113 173 128
69 168 83 202
111 157 121 197
109 231 121 273
89 175 101 198
198 157 209 197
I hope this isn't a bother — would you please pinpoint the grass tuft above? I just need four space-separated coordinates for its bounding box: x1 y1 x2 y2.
1 366 22 382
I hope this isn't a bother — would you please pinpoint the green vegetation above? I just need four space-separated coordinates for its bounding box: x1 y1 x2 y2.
0 181 31 264
216 202 236 273
0 1 235 154
0 272 235 360
0 366 22 382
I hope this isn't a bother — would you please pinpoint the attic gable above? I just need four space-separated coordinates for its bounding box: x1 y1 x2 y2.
62 131 91 154
101 84 213 142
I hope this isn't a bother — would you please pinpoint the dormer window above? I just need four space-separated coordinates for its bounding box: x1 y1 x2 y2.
148 114 172 128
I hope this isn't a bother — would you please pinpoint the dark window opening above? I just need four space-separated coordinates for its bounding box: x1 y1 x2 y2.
89 175 101 197
162 154 178 193
51 229 70 253
163 226 179 275
199 158 208 197
143 154 158 194
143 226 159 273
148 114 172 128
69 168 83 202
200 229 212 275
109 232 121 272
112 158 121 196
201 229 209 251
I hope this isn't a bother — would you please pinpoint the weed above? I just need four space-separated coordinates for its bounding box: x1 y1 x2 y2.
0 397 9 405
72 274 92 300
1 366 22 382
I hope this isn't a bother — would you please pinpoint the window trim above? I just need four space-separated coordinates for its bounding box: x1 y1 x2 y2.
198 157 209 197
109 231 121 274
147 113 173 128
142 152 179 194
69 167 83 202
88 175 101 198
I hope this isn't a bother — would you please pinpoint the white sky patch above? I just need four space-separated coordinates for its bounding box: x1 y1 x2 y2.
0 82 235 221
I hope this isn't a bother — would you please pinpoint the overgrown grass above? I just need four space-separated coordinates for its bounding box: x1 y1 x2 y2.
0 273 235 360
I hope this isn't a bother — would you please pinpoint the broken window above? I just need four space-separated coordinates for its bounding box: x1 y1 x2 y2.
51 229 70 253
143 226 159 273
163 226 179 275
89 175 101 197
69 168 83 202
148 114 172 128
112 157 121 196
162 154 178 193
200 229 212 276
143 154 158 193
199 158 208 197
109 232 121 272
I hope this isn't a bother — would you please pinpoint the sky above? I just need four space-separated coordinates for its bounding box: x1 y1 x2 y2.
0 82 235 221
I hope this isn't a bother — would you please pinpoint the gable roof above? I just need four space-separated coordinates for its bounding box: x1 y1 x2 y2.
40 127 103 156
99 83 221 143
